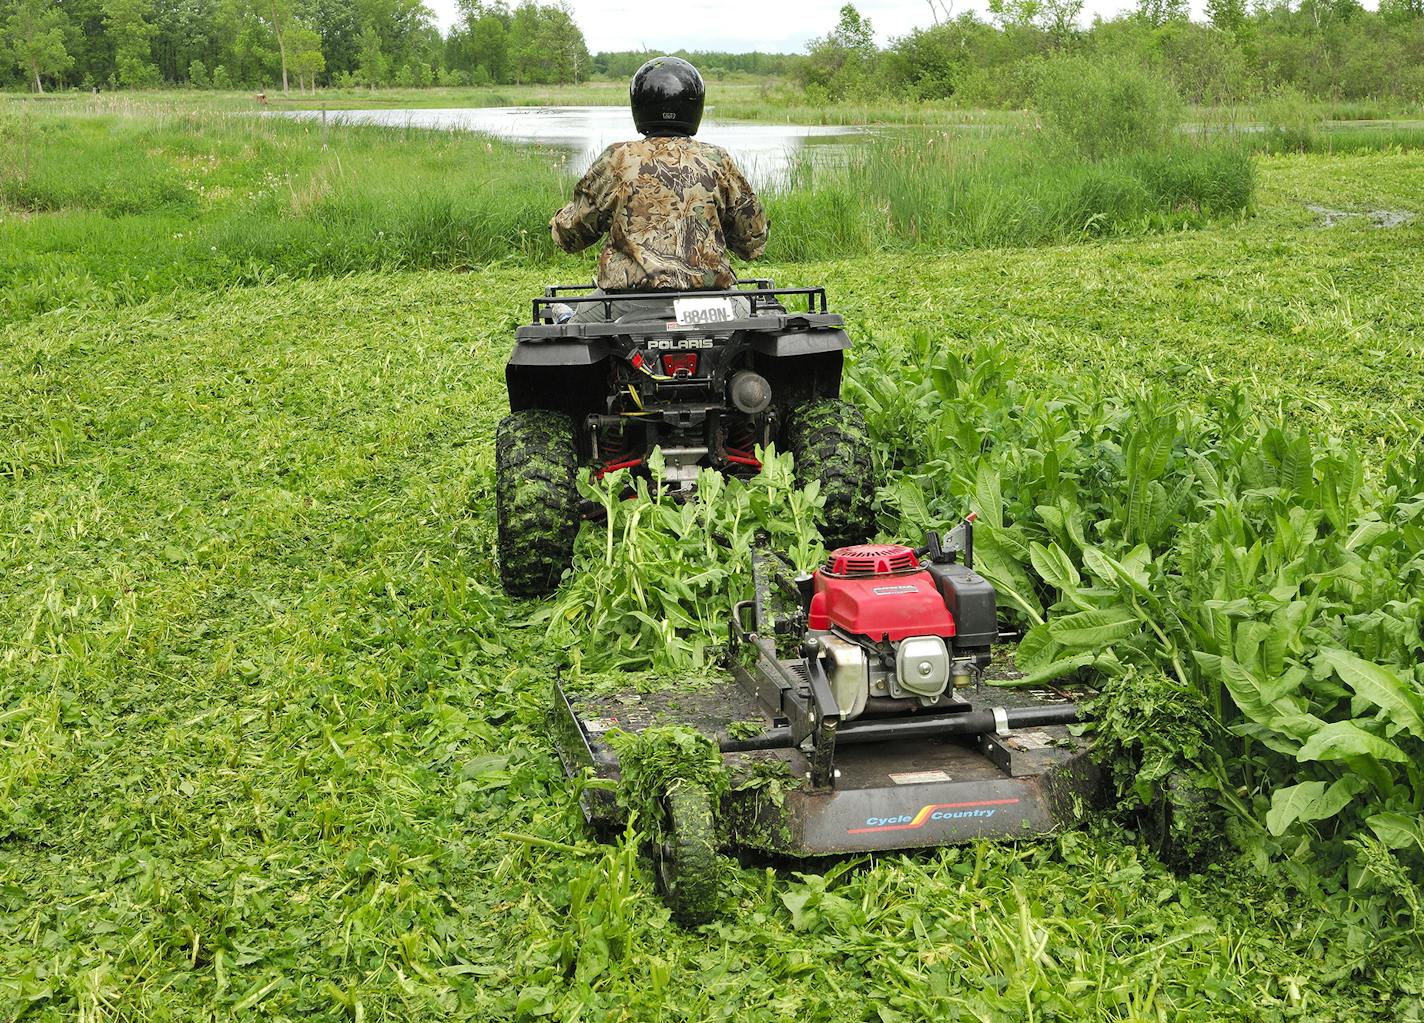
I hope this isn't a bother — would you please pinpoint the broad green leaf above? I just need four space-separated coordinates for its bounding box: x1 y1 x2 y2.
1261 624 1287 677
973 463 1003 530
1365 812 1424 853
1015 622 1061 672
995 653 1097 688
1265 775 1368 836
1318 774 1371 816
1296 721 1408 764
1047 608 1140 648
1344 519 1391 552
890 477 933 531
1082 546 1156 603
1217 656 1311 730
1265 782 1327 837
983 523 1031 562
1191 452 1224 503
1119 545 1154 589
1317 648 1424 739
1029 542 1080 593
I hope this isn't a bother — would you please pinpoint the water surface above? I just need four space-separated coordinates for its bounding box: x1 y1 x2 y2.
281 105 862 188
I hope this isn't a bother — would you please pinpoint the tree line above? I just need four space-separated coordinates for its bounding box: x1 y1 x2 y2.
0 0 593 92
804 1 1424 104
4 0 1422 101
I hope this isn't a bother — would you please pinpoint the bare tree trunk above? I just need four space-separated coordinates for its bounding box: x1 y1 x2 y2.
32 65 44 94
271 3 290 94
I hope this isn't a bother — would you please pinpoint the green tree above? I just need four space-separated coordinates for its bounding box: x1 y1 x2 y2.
1378 0 1424 20
286 22 323 90
544 2 587 83
188 56 209 86
830 2 876 53
987 0 1080 37
800 4 880 98
1135 0 1190 27
3 0 75 92
356 22 387 87
987 0 1044 31
1206 0 1248 32
256 0 293 93
507 1 540 83
103 0 159 86
465 2 511 82
57 0 114 89
307 0 361 78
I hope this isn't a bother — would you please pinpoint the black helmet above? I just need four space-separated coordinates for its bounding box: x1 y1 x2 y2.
630 56 705 136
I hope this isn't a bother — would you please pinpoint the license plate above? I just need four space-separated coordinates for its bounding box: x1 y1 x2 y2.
673 297 736 327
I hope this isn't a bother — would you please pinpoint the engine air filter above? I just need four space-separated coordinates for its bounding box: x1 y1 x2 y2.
823 544 919 577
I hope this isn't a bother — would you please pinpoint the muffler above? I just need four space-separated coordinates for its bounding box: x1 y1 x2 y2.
729 370 772 414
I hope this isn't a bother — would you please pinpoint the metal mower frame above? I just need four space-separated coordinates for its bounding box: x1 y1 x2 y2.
550 526 1110 923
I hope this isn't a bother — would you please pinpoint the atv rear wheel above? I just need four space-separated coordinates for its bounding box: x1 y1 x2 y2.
655 782 719 927
495 410 579 597
783 398 877 549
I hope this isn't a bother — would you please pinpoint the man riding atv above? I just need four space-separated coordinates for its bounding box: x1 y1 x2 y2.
548 57 769 322
496 59 875 597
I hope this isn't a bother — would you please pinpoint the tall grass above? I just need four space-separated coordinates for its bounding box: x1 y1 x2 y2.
768 135 1252 259
2 94 1250 322
0 103 575 320
761 59 1327 259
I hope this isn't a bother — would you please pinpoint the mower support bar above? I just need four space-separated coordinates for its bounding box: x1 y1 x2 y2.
718 702 1082 753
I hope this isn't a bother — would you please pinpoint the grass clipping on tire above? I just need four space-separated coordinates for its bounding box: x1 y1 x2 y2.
544 447 825 675
606 725 731 836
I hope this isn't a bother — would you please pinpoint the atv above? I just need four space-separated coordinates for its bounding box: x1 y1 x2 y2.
496 280 878 596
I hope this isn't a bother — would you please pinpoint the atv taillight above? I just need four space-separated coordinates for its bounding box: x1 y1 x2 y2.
661 353 699 377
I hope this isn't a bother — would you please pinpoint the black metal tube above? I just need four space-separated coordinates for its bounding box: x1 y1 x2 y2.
718 702 1082 753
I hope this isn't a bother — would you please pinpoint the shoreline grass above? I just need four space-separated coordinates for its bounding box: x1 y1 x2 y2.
1 97 1256 325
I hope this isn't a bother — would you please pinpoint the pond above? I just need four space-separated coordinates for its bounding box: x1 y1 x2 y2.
279 105 863 189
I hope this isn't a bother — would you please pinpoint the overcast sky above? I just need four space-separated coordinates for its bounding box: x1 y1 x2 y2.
423 0 1210 54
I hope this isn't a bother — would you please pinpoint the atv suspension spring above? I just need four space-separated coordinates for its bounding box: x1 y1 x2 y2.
725 418 763 471
592 425 646 482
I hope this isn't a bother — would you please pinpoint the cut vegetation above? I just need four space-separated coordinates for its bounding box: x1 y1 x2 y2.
2 90 1423 1021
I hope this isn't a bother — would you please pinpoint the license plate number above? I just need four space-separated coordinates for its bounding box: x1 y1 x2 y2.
673 297 736 327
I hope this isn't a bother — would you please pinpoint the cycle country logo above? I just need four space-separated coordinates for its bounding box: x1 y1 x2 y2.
848 798 1020 835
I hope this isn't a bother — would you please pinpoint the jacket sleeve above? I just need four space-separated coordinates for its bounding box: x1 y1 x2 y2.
550 148 616 254
719 154 769 261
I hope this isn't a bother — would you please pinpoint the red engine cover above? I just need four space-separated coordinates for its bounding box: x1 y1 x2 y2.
810 545 956 642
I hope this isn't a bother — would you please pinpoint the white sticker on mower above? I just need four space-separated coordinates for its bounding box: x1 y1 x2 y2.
889 770 953 785
873 585 919 595
672 296 736 327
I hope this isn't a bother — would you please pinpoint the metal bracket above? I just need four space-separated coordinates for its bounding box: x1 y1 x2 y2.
802 655 841 789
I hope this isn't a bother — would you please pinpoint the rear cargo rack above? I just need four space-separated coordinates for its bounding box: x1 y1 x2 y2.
530 279 829 325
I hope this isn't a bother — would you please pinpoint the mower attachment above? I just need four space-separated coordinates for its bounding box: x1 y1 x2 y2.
550 531 1107 877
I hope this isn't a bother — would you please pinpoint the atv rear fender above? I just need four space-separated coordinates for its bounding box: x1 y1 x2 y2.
506 340 610 422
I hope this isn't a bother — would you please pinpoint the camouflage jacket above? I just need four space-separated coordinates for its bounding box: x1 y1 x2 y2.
549 136 769 292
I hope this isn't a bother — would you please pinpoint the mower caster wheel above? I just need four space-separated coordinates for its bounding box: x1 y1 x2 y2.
655 781 719 927
783 398 877 549
495 409 579 597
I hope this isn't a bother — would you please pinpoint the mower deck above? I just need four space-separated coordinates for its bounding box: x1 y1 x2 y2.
551 672 1104 857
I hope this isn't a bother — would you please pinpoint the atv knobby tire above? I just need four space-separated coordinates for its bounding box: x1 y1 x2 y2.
655 782 719 927
495 410 579 597
783 398 877 549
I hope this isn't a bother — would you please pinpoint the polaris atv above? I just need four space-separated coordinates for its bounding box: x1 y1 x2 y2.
496 280 878 596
